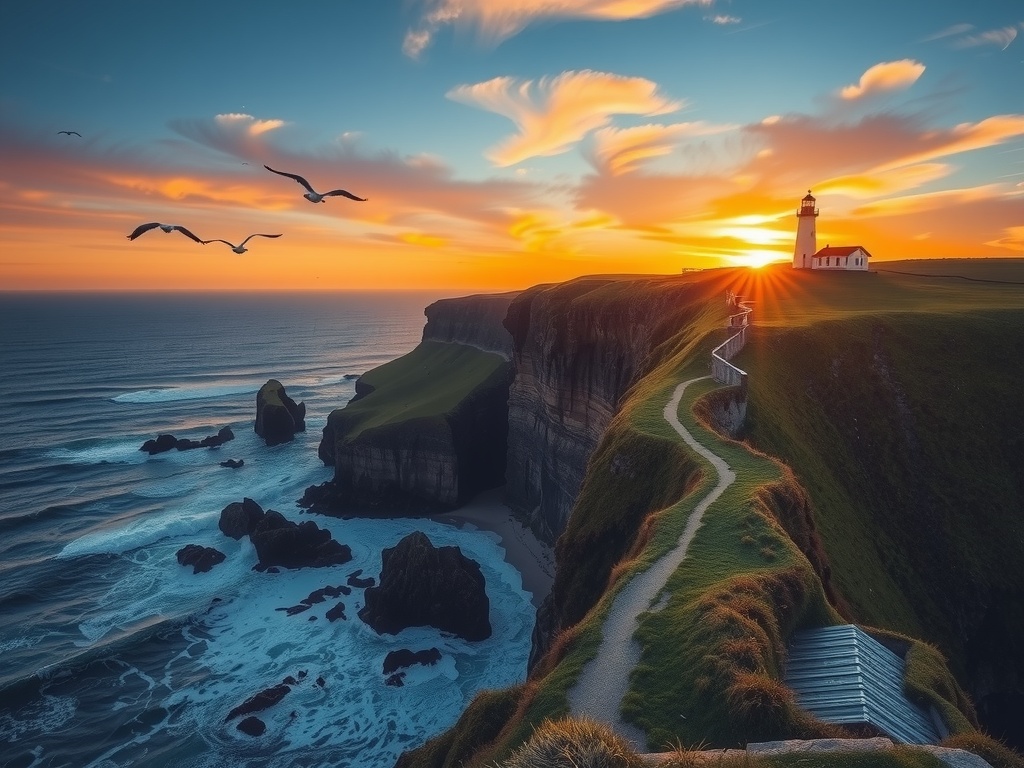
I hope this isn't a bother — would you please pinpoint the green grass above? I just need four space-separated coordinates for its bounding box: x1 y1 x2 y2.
739 311 1024 689
330 340 507 441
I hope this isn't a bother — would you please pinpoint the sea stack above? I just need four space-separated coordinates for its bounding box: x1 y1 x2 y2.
255 379 306 446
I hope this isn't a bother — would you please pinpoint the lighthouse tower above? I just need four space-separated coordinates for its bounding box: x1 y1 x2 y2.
793 190 818 269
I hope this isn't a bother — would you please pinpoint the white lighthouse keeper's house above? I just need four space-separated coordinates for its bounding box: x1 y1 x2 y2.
791 190 872 271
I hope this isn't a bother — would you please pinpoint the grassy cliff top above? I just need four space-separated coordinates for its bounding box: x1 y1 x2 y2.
333 340 507 442
724 258 1024 328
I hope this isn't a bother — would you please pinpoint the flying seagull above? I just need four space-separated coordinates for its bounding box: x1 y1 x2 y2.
202 233 282 254
57 130 82 137
127 222 204 243
263 165 366 203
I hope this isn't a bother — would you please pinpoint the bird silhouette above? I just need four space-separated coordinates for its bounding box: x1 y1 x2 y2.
127 223 204 242
202 233 282 254
263 165 366 203
57 130 82 137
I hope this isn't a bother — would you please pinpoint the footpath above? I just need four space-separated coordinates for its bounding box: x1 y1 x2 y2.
566 375 736 751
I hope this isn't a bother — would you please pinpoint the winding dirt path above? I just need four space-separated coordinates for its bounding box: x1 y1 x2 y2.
566 375 737 751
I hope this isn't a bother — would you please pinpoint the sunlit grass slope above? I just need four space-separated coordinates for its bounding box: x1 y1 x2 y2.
331 340 507 442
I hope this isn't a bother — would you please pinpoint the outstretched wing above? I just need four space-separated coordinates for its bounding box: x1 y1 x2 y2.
57 130 81 136
201 239 235 248
324 189 367 202
172 226 204 243
263 165 314 194
239 233 283 246
127 222 162 240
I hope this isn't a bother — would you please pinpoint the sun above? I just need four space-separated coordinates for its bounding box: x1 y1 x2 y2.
733 249 788 269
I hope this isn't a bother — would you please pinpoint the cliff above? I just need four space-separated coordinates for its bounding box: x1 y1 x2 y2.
502 276 726 541
311 293 517 513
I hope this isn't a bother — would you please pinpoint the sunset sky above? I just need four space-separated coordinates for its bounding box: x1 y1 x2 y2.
2 0 1022 291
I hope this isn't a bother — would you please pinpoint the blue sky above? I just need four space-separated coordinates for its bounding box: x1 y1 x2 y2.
1 0 1022 289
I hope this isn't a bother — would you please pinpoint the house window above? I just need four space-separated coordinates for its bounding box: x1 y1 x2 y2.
826 256 830 266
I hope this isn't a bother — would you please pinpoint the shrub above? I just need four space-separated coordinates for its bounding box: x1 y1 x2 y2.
497 717 644 768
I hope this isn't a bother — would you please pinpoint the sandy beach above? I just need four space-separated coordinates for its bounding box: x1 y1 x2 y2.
436 487 555 609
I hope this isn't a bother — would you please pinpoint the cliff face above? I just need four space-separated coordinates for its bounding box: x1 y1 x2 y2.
502 277 708 541
422 292 518 357
313 293 517 513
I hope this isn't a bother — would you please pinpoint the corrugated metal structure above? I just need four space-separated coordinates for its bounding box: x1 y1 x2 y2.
784 625 940 744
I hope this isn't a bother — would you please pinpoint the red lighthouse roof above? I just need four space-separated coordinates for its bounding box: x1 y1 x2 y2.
802 190 815 201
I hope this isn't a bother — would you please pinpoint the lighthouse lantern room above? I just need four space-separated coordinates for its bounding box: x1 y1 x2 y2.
793 190 818 269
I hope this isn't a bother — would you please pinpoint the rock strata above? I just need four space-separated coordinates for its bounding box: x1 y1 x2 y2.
175 544 226 574
359 531 490 641
140 426 234 455
255 379 305 446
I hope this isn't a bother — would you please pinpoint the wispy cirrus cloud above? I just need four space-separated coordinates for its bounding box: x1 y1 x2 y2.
840 60 926 100
447 70 682 166
404 0 713 58
704 14 740 24
589 121 736 174
952 25 1018 50
922 22 974 42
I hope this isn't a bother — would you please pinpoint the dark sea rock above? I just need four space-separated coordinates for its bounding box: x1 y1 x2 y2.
220 458 244 469
385 673 405 687
359 531 491 641
347 569 375 589
326 601 347 622
141 426 235 455
237 716 266 737
382 648 442 675
249 511 352 570
140 433 177 455
225 683 291 721
175 544 226 574
255 379 306 446
218 497 266 540
301 585 349 605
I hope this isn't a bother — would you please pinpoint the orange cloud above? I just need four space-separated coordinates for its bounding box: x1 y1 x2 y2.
405 0 712 56
815 163 952 198
840 60 925 100
398 232 448 248
590 121 736 174
985 226 1024 252
447 70 682 166
870 114 1024 171
851 184 1008 217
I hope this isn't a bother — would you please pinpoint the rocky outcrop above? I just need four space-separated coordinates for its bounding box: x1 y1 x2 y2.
140 426 234 455
312 293 518 514
250 511 352 570
359 531 490 641
383 648 442 674
503 277 708 541
176 544 226 574
219 497 267 539
217 498 352 569
255 379 306 446
220 458 244 469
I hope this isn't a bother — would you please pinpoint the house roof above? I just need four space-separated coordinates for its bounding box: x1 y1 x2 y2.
814 245 871 258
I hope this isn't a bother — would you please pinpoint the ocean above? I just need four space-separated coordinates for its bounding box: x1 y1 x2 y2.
0 292 535 768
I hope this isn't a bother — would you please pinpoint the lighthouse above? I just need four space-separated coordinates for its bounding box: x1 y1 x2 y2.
793 190 818 269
